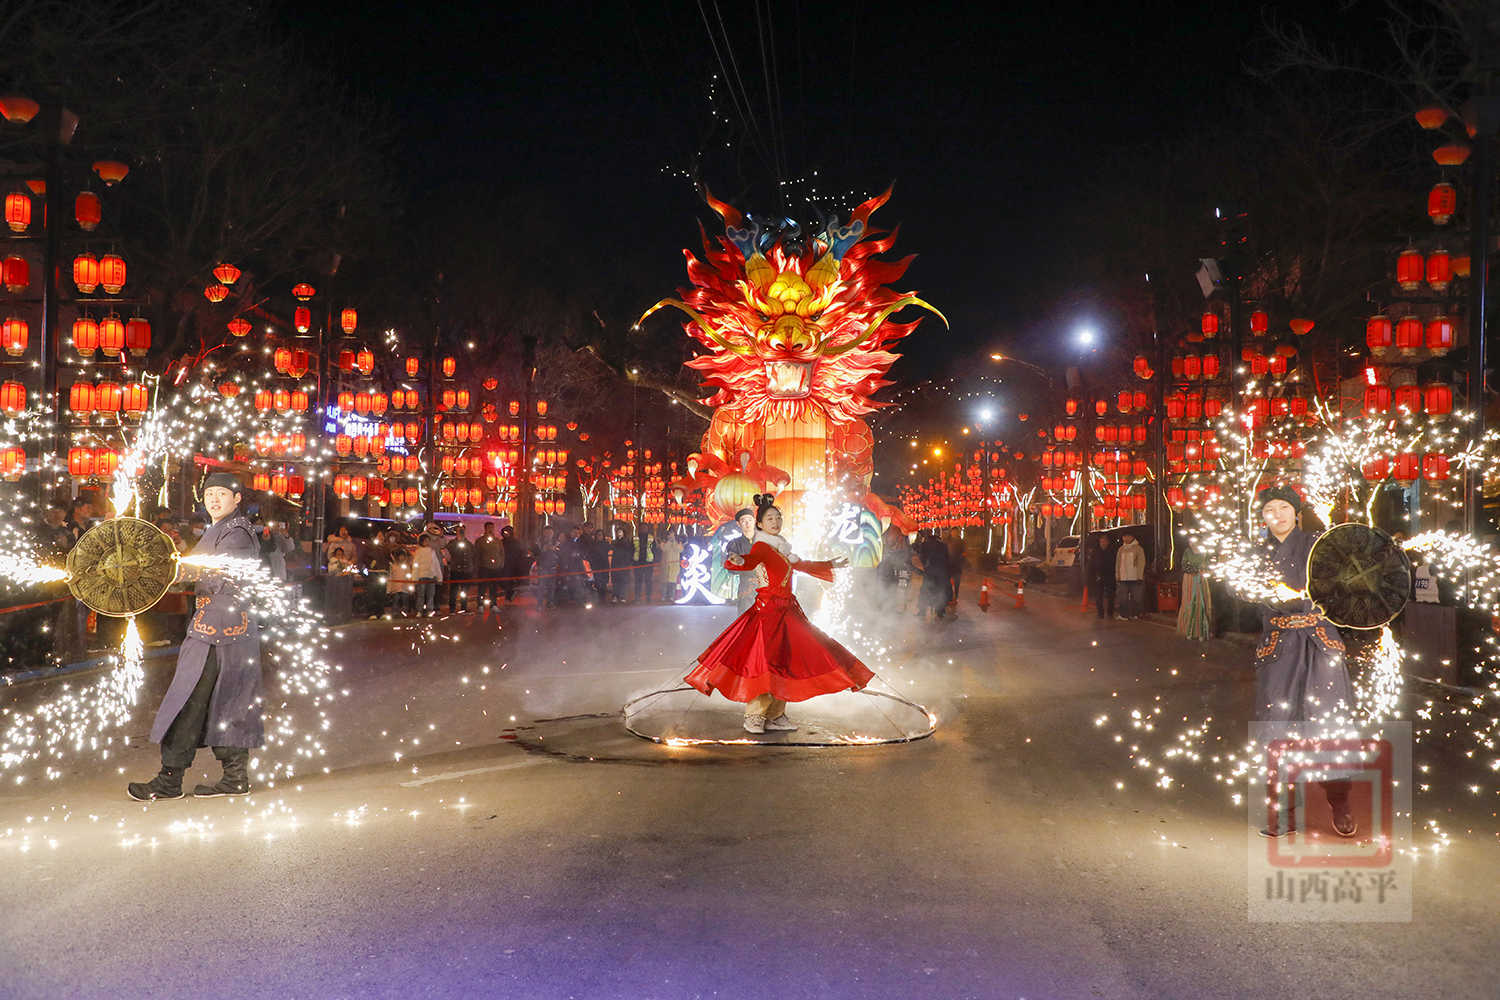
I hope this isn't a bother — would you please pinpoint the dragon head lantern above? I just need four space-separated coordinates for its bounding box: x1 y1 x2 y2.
640 187 943 556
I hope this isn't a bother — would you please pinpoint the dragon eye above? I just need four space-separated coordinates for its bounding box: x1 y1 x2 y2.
808 311 822 321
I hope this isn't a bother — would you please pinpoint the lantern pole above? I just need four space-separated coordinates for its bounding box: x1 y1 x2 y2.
1149 270 1169 571
520 333 536 541
38 101 68 507
1465 91 1495 537
424 322 437 524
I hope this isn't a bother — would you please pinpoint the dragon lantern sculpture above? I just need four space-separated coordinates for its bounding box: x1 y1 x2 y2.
640 188 943 566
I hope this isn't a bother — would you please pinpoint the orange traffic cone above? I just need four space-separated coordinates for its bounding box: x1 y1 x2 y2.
1014 577 1026 609
979 577 992 612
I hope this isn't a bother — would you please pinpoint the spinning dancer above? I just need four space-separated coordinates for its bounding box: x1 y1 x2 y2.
1253 485 1356 839
685 494 874 734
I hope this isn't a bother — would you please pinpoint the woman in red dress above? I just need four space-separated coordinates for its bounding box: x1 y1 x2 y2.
685 495 876 733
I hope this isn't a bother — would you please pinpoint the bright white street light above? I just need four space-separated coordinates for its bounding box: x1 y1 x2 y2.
977 406 996 424
1076 326 1097 347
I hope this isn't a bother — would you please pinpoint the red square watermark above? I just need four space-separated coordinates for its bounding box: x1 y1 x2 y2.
1263 736 1393 868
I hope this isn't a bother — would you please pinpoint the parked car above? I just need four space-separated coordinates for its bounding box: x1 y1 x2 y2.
1048 535 1082 567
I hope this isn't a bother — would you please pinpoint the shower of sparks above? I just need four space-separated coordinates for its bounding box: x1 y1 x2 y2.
1107 400 1500 848
176 554 341 782
0 381 347 783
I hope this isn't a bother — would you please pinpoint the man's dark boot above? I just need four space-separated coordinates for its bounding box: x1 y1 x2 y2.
194 748 251 797
127 767 185 802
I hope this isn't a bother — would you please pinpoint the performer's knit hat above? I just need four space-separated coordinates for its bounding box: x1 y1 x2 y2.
1255 484 1303 512
203 471 245 493
734 507 755 521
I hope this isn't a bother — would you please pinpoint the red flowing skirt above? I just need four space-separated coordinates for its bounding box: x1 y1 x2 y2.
685 590 875 703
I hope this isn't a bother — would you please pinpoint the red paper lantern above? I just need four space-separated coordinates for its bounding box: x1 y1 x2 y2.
1 316 27 356
1425 315 1455 355
125 317 151 354
98 253 125 294
1094 399 1108 417
1422 453 1449 481
0 446 24 480
356 348 374 374
371 392 388 416
508 400 521 416
1393 452 1420 483
1393 385 1424 413
66 189 102 233
1366 315 1392 352
1363 385 1391 415
1415 106 1448 129
455 388 471 410
354 391 372 415
406 356 420 377
68 446 95 478
1396 249 1424 291
1 255 28 292
294 306 311 333
227 317 251 338
252 471 271 492
441 388 457 410
1289 317 1315 336
337 390 355 412
254 389 273 412
203 283 229 303
218 382 241 398
288 349 309 378
69 381 95 414
1433 143 1470 166
1428 182 1456 225
334 474 350 498
274 347 292 373
1133 355 1152 379
213 262 241 286
1424 383 1453 415
1362 456 1389 481
73 253 100 293
1425 251 1452 292
0 380 25 413
1249 310 1268 334
1183 355 1202 380
350 476 368 500
1394 316 1423 355
274 389 291 412
441 356 457 378
337 348 355 371
1201 354 1220 380
92 160 129 184
4 192 31 232
340 308 358 333
95 381 121 412
292 282 316 300
98 314 125 357
1200 312 1219 337
122 382 148 414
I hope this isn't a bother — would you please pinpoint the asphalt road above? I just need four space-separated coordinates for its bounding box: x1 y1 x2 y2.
0 581 1494 1000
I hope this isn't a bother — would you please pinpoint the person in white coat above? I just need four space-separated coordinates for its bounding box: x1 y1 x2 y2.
1114 533 1146 620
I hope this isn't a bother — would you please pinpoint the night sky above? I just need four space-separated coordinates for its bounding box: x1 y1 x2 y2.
295 1 1370 383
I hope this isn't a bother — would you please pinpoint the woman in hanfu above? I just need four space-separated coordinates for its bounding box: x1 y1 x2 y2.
685 494 875 734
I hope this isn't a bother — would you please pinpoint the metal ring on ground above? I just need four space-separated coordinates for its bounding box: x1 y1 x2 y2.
621 683 937 747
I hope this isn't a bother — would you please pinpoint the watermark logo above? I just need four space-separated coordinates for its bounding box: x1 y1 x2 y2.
1248 722 1411 922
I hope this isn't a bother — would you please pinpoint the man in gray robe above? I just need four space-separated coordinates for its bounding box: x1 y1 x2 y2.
128 472 263 800
1253 485 1356 839
726 508 758 613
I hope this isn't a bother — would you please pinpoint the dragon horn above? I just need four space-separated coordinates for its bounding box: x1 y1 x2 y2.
824 295 948 358
701 185 743 229
637 298 752 357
